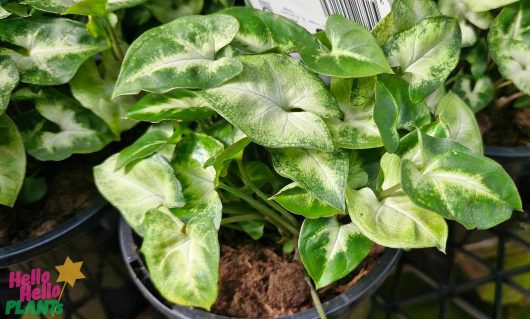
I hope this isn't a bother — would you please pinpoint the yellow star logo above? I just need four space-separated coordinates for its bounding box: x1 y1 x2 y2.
55 257 86 288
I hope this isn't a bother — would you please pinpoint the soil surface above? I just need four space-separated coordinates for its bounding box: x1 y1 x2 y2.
478 107 530 147
211 243 384 318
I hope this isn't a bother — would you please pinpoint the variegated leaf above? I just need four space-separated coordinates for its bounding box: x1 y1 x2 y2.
346 187 448 251
270 148 348 211
396 122 450 167
146 0 204 23
385 16 461 102
20 89 113 161
171 134 224 228
0 114 26 207
221 7 314 53
300 14 392 78
401 132 522 229
0 57 19 115
435 92 483 154
127 89 213 122
488 2 530 95
70 53 136 137
116 122 176 170
460 0 519 12
347 151 370 190
0 6 11 19
0 17 108 85
61 0 108 16
326 77 383 149
113 14 242 97
142 209 219 310
464 39 488 78
451 75 494 113
438 0 493 47
299 216 372 289
199 54 340 150
272 183 338 219
94 153 185 234
23 0 146 13
377 153 402 192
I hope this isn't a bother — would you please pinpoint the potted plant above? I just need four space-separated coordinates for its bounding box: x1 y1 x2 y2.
95 1 523 317
435 0 530 202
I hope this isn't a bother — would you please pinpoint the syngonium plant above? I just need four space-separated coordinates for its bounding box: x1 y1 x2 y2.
0 0 228 208
93 1 523 315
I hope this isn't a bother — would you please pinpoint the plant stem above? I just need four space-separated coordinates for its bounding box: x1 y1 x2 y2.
103 16 124 62
495 91 525 109
236 160 299 227
305 277 328 319
218 183 299 236
495 80 513 90
221 214 265 225
378 183 402 200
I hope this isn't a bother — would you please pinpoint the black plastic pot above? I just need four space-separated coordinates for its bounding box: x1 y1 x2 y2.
0 198 146 319
120 218 402 319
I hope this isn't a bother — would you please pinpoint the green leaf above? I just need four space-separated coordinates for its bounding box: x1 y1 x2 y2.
272 183 338 219
221 7 314 53
145 0 204 23
435 92 483 154
451 75 494 113
239 220 265 240
142 209 219 310
0 6 11 19
0 17 108 85
116 122 176 170
300 14 392 78
488 2 530 95
19 89 113 161
464 39 488 78
61 0 108 16
515 95 530 109
377 153 402 192
171 134 224 228
113 14 242 97
347 151 370 190
0 114 26 207
459 0 519 12
270 148 348 211
18 176 47 205
372 0 440 46
346 187 448 251
204 137 250 168
299 216 372 289
401 132 522 229
0 57 19 115
23 0 145 13
374 74 431 153
70 53 136 136
127 89 214 122
199 54 339 151
385 16 461 102
94 153 184 234
326 77 383 149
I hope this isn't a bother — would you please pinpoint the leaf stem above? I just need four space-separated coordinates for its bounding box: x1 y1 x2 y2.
495 91 525 109
378 183 402 200
103 16 124 62
217 183 299 236
305 277 328 319
221 214 265 225
495 80 513 90
236 160 299 227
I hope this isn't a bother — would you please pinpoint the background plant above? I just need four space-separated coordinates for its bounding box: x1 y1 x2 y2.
92 1 523 317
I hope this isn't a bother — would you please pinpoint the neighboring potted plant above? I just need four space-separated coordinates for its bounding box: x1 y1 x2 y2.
435 0 530 199
95 2 523 318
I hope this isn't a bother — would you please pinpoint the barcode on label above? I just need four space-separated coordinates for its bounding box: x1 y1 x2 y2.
319 0 384 30
258 0 273 12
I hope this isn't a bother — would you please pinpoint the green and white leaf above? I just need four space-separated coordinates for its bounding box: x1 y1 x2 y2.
94 153 185 234
377 153 402 192
460 0 519 12
401 132 522 229
0 57 19 115
221 7 314 53
326 77 383 149
142 209 219 310
464 39 489 78
347 151 370 190
271 148 348 211
425 85 446 113
346 187 448 251
299 216 372 289
61 0 108 16
127 89 213 122
70 55 136 137
199 54 340 150
114 14 242 97
145 0 204 23
272 183 338 219
116 122 176 170
23 0 146 13
0 6 11 19
171 134 224 228
300 14 392 78
0 17 108 85
488 2 530 95
0 114 26 207
396 122 450 167
435 92 483 154
438 0 493 47
451 75 494 113
21 89 113 161
385 16 461 102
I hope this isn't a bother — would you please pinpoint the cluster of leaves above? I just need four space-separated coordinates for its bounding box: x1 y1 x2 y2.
0 0 230 208
91 0 523 312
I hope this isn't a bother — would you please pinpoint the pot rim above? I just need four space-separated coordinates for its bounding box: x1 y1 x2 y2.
119 218 402 319
485 146 530 158
0 196 108 267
